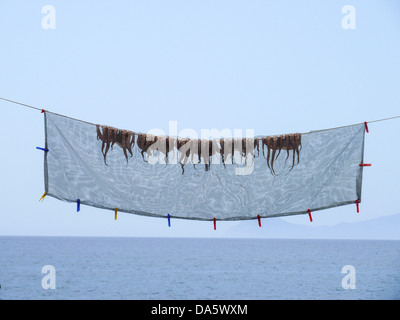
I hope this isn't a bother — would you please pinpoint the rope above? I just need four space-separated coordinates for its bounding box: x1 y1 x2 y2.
1 96 400 132
0 96 96 126
366 115 400 124
0 97 43 112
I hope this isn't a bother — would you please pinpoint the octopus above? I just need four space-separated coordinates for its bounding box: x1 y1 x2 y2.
241 137 260 164
175 138 221 173
219 138 259 167
177 138 191 174
95 124 302 176
156 136 175 164
198 139 220 172
137 133 158 162
261 133 302 175
96 125 135 165
219 138 229 168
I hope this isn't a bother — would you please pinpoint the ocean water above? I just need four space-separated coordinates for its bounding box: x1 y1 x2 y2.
0 236 399 300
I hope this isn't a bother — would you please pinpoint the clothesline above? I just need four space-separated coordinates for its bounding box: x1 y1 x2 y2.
2 96 400 135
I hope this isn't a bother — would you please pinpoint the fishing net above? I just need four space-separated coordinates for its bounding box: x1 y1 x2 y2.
43 112 365 221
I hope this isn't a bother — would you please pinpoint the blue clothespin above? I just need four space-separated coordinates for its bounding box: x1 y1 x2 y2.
36 147 49 152
168 214 171 227
77 199 80 212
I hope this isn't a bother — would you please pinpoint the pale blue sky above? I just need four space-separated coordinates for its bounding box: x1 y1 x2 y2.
1 1 399 237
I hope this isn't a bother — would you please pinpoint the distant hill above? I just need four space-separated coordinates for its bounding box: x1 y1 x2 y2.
224 213 400 240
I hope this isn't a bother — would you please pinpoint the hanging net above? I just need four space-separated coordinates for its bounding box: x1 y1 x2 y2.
43 112 366 221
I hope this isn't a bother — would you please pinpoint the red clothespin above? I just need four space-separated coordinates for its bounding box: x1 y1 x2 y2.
257 215 261 227
41 109 45 113
359 163 372 167
355 199 359 213
364 121 369 133
307 209 313 222
213 218 216 230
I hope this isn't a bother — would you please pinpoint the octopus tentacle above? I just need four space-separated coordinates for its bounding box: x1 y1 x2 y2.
111 128 118 150
102 126 114 165
120 130 129 163
254 138 260 157
137 133 148 162
100 125 108 157
266 137 272 172
274 135 283 160
200 139 209 171
285 134 292 162
126 131 134 157
96 125 103 141
219 138 226 168
177 138 190 174
192 139 201 170
295 134 301 164
270 137 278 175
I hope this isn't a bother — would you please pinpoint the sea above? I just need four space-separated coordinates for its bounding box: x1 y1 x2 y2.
0 236 399 300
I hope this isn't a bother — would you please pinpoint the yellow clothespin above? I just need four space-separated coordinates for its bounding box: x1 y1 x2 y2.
39 192 47 202
115 208 118 220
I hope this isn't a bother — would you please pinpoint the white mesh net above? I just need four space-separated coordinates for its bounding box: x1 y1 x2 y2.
44 112 365 221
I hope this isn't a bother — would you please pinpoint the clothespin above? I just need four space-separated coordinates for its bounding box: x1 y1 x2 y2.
36 147 49 152
307 209 313 222
39 192 47 202
359 163 371 167
115 208 118 220
167 214 171 227
41 109 45 114
77 199 80 212
364 121 369 133
356 199 359 213
257 215 261 227
213 218 216 230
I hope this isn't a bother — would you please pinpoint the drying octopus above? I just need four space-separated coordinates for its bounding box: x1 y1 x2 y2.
219 138 260 167
137 133 157 162
96 125 136 165
137 134 176 164
187 139 220 172
176 138 260 174
261 133 302 175
96 125 302 175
